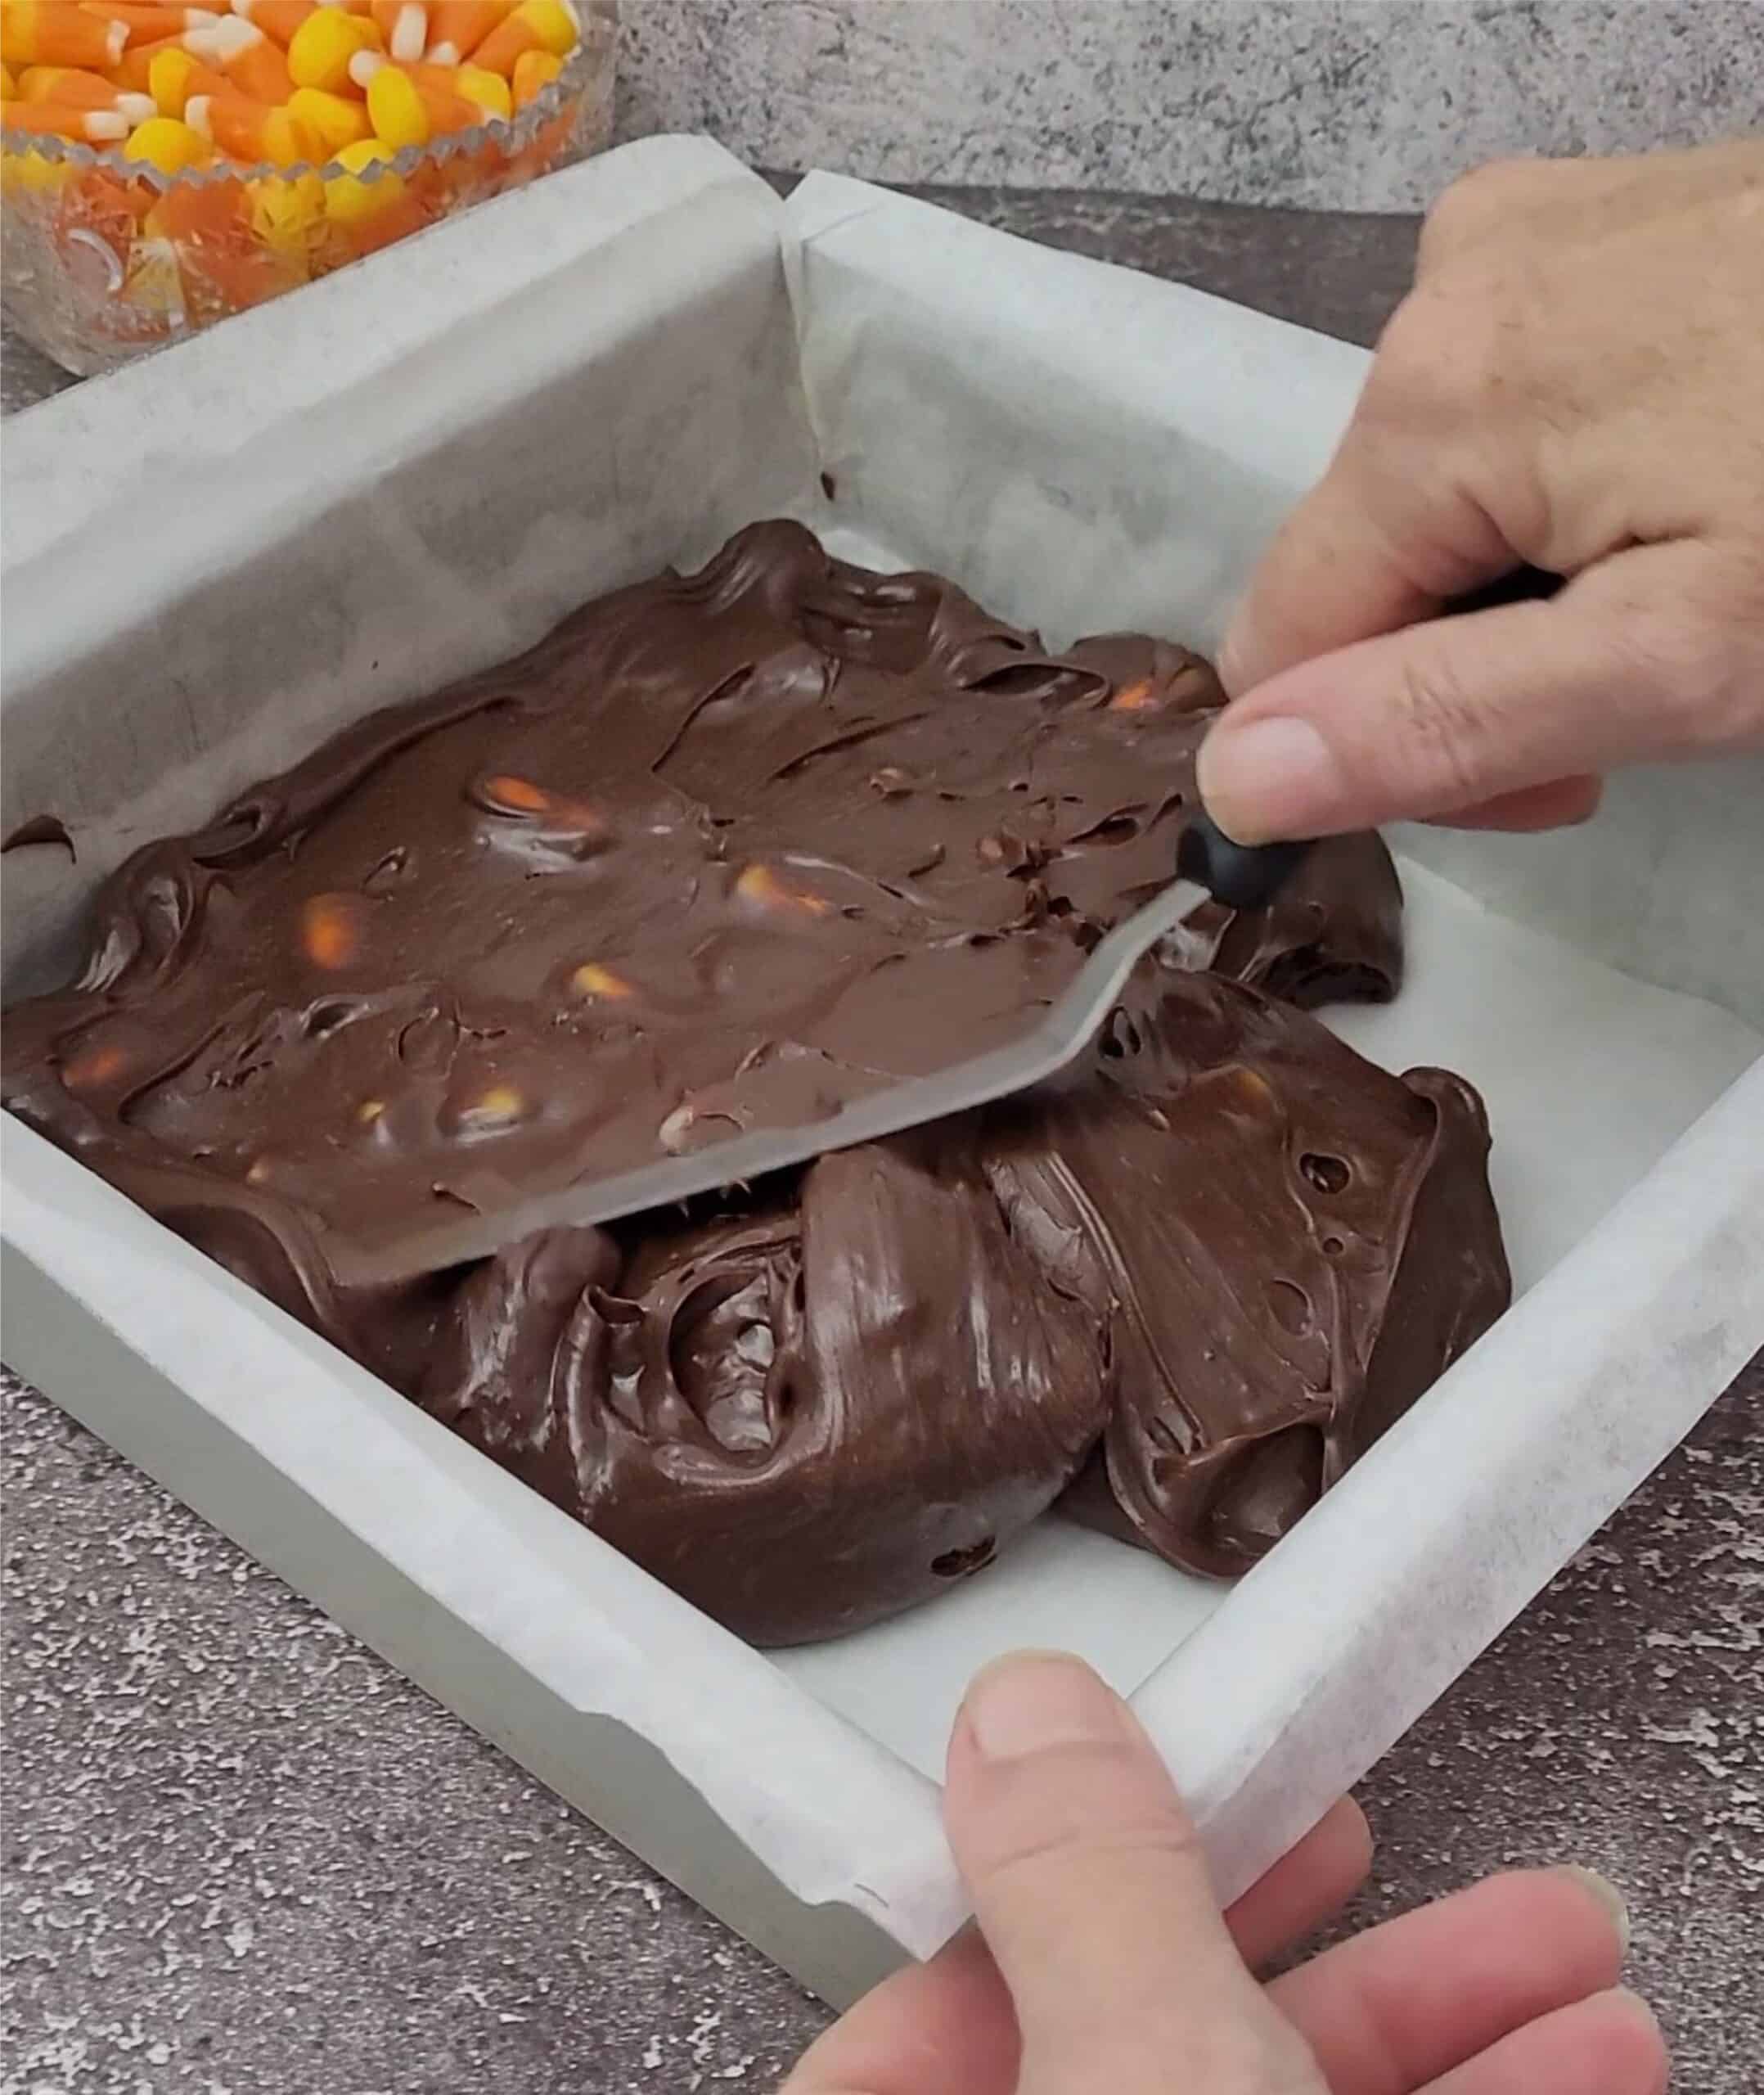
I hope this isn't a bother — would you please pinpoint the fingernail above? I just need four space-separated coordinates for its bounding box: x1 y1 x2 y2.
1555 1863 1631 1953
963 1650 1131 1762
1197 715 1343 845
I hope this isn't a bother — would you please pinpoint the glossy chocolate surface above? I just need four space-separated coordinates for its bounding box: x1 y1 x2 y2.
2 522 1507 1642
0 522 1402 1262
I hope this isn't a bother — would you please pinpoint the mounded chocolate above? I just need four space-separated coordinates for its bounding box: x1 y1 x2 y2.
1016 971 1512 1579
1 521 1507 1643
410 1137 1114 1646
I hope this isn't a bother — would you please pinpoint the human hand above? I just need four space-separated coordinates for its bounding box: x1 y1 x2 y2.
1201 140 1764 842
782 1651 1665 2094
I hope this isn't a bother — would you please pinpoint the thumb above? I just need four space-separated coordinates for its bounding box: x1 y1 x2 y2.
945 1651 1316 2091
1197 541 1762 841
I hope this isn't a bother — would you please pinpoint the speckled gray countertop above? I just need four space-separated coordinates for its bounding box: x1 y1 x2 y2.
3 187 1761 2095
618 2 1764 211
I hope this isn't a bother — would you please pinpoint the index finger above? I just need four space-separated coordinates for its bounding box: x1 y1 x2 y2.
1218 407 1513 698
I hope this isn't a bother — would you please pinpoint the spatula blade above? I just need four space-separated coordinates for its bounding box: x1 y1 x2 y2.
335 873 1221 1285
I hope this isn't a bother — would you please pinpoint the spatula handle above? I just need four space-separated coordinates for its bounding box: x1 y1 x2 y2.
1177 809 1313 909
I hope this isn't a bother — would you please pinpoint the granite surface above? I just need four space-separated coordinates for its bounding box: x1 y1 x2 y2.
619 0 1764 210
4 185 1763 2095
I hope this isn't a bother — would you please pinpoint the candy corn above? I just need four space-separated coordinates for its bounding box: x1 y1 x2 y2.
320 129 398 219
17 62 77 97
470 0 571 77
3 0 577 155
179 12 268 60
1 138 73 187
112 33 181 88
422 0 511 65
283 2 376 89
2 98 130 141
452 58 505 118
370 0 425 61
146 43 224 112
508 42 555 105
229 0 321 43
1 4 129 70
146 174 302 313
187 81 322 163
18 65 152 119
285 80 366 150
245 164 322 253
351 48 506 125
81 6 211 47
122 110 209 169
362 56 472 146
181 11 292 99
122 232 187 322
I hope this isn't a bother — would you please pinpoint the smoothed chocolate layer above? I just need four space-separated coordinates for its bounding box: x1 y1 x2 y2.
2 522 1507 1644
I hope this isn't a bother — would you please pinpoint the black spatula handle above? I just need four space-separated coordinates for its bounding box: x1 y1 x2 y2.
1182 565 1565 907
1447 564 1563 615
1177 810 1312 909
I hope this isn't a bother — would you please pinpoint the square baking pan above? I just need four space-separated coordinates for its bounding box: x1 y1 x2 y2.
4 135 1762 2006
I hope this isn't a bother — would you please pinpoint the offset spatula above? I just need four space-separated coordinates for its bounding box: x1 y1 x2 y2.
344 567 1561 1286
343 812 1311 1285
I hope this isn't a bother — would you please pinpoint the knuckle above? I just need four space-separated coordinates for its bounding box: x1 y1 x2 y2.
1366 288 1442 403
973 1803 1205 1890
1359 300 1442 435
1366 280 1511 428
1419 156 1545 263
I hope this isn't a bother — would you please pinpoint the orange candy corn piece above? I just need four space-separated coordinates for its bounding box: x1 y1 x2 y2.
188 81 323 164
79 4 197 45
232 0 321 44
2 97 129 139
422 0 512 64
17 63 148 111
471 0 574 78
1 3 128 69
